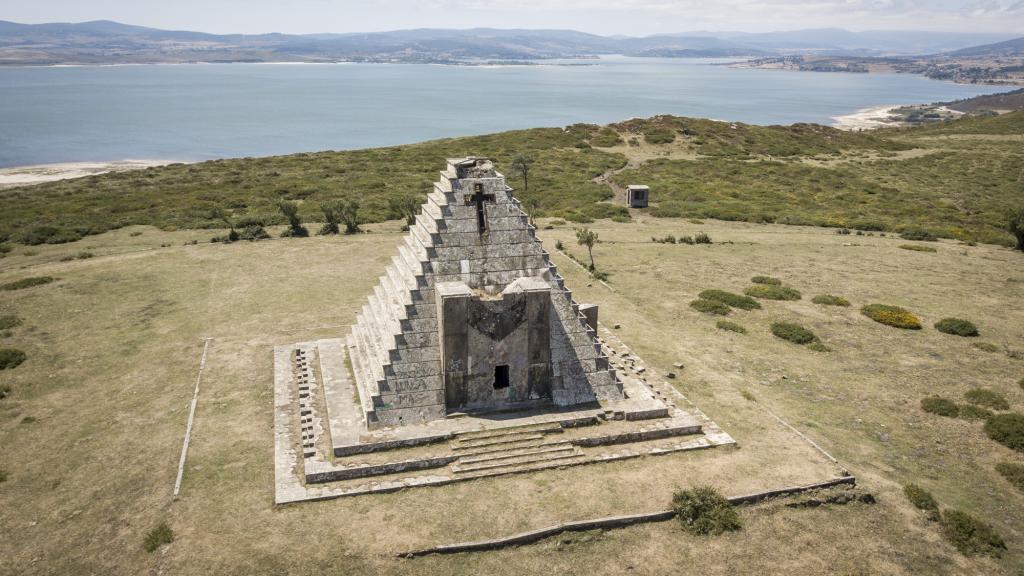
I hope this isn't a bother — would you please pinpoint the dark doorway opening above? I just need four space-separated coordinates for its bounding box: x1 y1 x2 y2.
493 365 510 389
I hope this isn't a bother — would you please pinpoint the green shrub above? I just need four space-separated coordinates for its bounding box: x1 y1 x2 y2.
899 244 937 253
15 225 83 245
861 304 921 329
238 224 270 241
903 484 939 520
984 413 1024 452
973 342 999 353
690 299 730 316
751 276 781 285
1010 207 1024 251
957 404 994 420
0 349 27 370
590 128 623 147
716 320 747 334
939 510 1006 557
900 229 938 242
770 322 818 345
745 284 802 301
644 127 676 145
671 486 741 535
921 396 959 417
143 522 174 552
995 462 1024 492
698 290 761 311
934 318 979 337
812 294 850 307
964 388 1009 410
694 232 712 244
1 276 55 291
0 315 22 330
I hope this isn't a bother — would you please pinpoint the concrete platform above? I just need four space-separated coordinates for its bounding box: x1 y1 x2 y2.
274 328 736 505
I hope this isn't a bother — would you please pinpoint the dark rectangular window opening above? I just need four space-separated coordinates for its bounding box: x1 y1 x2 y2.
493 365 510 389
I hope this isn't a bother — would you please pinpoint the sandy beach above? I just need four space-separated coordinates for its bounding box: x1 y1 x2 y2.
0 159 182 188
831 104 901 131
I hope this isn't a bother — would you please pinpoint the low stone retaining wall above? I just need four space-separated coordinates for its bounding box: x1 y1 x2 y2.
398 475 857 557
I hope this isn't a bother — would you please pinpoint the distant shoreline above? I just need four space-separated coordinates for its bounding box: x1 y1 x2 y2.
0 159 184 189
831 105 902 130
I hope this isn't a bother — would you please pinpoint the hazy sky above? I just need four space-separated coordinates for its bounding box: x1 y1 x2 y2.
5 0 1024 35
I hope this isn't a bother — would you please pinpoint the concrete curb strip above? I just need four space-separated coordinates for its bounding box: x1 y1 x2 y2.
398 475 857 557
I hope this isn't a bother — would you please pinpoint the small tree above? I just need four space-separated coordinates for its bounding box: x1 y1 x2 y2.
340 200 361 235
1009 207 1024 251
526 198 540 228
318 201 340 235
277 200 308 237
211 208 239 242
511 154 535 196
575 227 598 271
389 194 420 230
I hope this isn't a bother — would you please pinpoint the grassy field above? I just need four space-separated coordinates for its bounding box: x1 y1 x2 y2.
1 216 1022 575
1 111 1021 248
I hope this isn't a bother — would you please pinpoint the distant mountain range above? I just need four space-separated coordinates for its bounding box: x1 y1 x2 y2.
0 20 1019 66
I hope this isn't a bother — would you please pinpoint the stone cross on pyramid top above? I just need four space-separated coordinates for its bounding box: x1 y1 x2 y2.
466 183 495 235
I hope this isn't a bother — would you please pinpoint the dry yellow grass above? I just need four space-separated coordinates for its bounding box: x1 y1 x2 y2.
0 218 1022 575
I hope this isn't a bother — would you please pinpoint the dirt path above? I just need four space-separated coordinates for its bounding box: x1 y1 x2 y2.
591 158 641 204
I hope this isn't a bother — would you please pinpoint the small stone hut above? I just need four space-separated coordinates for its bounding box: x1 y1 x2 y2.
627 185 649 208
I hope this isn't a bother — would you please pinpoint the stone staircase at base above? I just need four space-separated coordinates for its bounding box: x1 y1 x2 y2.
449 423 588 477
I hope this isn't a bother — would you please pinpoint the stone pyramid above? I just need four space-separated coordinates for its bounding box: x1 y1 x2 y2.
348 157 623 429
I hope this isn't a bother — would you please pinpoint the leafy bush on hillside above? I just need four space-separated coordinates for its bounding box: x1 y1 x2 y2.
0 315 22 330
1 276 55 291
144 522 174 552
921 396 959 417
770 322 817 345
716 320 747 334
940 510 1006 557
995 462 1024 492
812 294 850 307
671 486 741 535
0 349 27 370
964 388 1009 410
751 276 781 285
957 404 994 421
1008 207 1024 251
934 318 979 337
694 232 712 244
15 225 84 245
745 284 801 301
690 299 730 316
238 224 270 241
644 127 676 145
698 290 761 310
589 128 623 147
903 484 940 521
861 304 921 329
984 413 1024 452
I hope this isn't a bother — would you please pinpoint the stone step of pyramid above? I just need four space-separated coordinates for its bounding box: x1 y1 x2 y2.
450 436 548 457
452 432 547 451
455 421 564 442
456 443 576 466
451 448 586 475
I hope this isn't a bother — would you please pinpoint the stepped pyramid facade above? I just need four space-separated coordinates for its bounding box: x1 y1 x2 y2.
347 157 623 429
